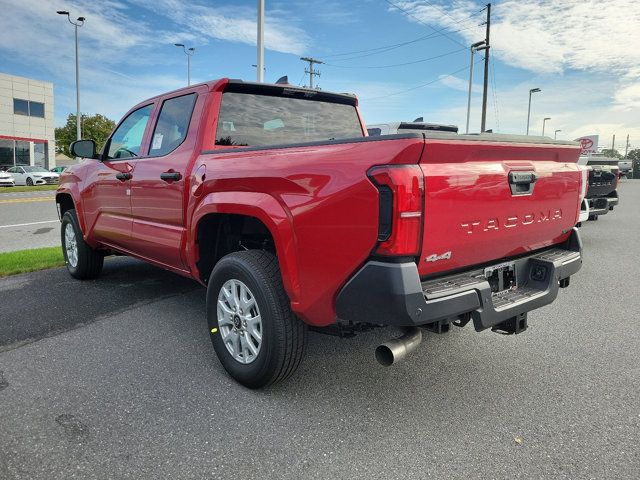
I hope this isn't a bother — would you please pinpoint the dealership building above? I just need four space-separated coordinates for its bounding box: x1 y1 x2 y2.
0 73 56 170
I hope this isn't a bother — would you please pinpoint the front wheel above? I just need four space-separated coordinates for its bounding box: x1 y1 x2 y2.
206 250 307 388
61 210 104 279
26 177 33 186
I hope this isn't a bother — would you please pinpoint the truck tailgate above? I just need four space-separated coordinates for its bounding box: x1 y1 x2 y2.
418 138 581 277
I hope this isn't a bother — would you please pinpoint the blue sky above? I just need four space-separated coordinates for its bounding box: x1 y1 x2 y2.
1 0 639 148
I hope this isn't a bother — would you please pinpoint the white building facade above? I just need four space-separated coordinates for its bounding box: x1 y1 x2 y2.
0 73 56 170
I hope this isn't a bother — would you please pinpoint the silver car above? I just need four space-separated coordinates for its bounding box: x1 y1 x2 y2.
0 170 15 187
5 166 59 186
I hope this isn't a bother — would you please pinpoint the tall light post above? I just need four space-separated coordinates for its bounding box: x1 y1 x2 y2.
175 44 195 86
465 40 487 134
554 129 561 140
542 117 551 136
526 87 541 135
57 10 85 141
257 0 265 82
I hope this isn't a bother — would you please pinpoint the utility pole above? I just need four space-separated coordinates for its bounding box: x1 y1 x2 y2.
300 57 323 89
480 3 491 132
257 0 265 82
624 134 630 157
612 134 616 153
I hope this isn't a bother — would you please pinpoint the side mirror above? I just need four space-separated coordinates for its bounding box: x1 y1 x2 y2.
70 139 97 159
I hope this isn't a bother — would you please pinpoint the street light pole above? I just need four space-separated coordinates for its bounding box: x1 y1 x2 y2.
466 41 486 134
257 0 265 82
554 129 561 139
175 44 195 86
526 87 541 135
57 11 85 140
542 117 551 136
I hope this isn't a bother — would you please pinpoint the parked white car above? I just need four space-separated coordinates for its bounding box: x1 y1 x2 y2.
5 166 59 186
0 170 15 187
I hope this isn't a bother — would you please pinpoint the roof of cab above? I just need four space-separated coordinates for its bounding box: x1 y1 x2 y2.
131 78 358 107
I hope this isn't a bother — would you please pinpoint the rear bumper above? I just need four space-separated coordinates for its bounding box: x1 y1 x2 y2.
588 190 618 215
336 228 582 331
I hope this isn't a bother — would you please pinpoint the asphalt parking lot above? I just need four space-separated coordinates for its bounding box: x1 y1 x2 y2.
0 181 638 479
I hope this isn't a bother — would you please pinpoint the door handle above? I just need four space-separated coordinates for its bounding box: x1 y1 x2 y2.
160 171 182 182
508 171 537 195
115 172 132 181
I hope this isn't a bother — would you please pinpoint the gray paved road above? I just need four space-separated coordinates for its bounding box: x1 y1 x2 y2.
0 182 638 479
0 191 58 252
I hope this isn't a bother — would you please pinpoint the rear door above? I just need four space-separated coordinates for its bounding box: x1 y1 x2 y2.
128 88 202 270
417 138 581 277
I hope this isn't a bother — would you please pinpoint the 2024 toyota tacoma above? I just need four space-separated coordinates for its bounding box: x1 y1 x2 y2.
57 79 583 388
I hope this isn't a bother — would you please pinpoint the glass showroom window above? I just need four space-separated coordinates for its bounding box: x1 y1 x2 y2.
0 139 14 169
33 142 48 168
15 141 30 165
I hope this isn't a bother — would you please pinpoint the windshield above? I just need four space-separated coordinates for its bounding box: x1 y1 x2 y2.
23 166 49 173
216 92 363 147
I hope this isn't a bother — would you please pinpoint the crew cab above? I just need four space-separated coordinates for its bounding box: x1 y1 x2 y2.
57 79 583 388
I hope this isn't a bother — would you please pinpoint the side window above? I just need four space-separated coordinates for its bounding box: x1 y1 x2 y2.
107 104 153 159
149 93 196 157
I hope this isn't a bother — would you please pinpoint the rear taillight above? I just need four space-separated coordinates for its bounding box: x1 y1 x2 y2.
368 165 424 256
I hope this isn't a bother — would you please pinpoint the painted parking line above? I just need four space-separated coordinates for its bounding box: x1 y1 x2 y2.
0 197 54 204
0 220 59 229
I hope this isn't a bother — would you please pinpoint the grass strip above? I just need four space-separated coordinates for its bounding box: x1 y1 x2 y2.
0 185 58 194
0 246 65 277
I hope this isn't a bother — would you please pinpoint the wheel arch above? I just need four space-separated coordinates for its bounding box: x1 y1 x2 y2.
190 192 300 307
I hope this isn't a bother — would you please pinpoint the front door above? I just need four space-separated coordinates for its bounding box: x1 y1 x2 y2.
129 91 200 270
82 104 153 250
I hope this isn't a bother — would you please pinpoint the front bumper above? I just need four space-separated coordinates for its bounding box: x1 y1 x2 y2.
336 228 583 332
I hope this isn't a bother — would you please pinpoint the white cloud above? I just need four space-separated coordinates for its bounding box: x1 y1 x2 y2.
438 74 481 93
388 1 640 146
391 1 640 75
133 0 309 55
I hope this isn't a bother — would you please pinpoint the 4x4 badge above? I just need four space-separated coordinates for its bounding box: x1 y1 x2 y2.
425 251 452 263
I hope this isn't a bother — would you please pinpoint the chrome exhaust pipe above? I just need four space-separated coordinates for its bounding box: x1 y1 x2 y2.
375 327 423 366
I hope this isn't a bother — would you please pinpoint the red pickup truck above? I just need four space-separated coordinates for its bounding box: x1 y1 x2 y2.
57 79 583 388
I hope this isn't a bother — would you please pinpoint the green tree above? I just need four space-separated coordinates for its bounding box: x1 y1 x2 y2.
55 113 116 157
600 148 622 159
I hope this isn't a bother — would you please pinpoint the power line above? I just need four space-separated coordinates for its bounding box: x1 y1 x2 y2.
362 60 483 101
323 23 476 61
416 0 485 35
324 47 466 69
384 0 468 49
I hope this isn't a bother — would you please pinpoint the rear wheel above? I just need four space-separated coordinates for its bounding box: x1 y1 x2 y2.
61 210 104 279
26 177 33 186
206 250 307 388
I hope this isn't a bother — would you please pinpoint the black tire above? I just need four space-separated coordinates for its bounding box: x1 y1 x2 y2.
206 250 307 388
588 214 598 221
61 210 104 279
26 177 33 186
